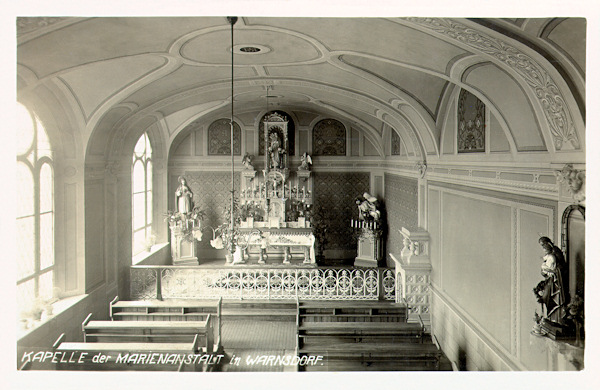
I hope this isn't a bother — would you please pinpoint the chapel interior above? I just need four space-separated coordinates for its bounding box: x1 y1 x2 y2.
15 16 587 373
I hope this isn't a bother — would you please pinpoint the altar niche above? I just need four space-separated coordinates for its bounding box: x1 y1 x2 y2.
237 112 315 265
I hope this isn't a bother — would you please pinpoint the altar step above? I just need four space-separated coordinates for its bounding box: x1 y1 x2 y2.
221 299 297 321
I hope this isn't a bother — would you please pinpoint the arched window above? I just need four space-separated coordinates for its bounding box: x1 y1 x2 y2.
312 118 346 156
132 133 153 255
16 103 54 308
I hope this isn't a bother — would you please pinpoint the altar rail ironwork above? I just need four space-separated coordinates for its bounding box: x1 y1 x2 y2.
130 266 396 301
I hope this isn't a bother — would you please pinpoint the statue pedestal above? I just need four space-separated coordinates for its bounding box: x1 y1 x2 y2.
171 227 198 265
354 229 382 267
390 227 432 329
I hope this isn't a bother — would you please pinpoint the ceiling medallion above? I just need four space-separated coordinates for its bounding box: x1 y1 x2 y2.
232 44 271 55
240 47 261 53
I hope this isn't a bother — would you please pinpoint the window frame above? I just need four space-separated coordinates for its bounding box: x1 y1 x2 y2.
131 132 153 256
16 104 55 306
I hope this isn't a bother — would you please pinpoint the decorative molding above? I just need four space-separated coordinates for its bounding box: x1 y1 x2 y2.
63 166 77 177
554 164 585 203
512 208 519 356
17 17 70 35
415 161 427 178
104 161 122 177
426 166 558 199
404 18 580 150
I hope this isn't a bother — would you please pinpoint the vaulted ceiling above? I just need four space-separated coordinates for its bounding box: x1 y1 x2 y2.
16 17 586 163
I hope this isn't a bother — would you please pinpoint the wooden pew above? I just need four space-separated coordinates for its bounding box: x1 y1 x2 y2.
298 321 425 346
108 297 222 351
296 300 442 371
52 333 205 371
82 314 214 353
298 300 408 323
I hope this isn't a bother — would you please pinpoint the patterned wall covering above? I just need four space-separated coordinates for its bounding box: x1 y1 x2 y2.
182 172 240 249
313 172 370 251
258 111 295 156
391 129 401 155
384 173 418 260
457 89 486 153
207 119 242 155
313 119 346 156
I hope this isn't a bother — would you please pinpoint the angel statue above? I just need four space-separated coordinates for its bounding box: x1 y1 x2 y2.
299 153 312 171
242 153 254 170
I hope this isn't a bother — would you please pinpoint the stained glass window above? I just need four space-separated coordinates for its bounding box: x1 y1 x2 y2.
391 130 401 155
312 119 346 156
132 133 153 255
16 103 54 307
457 89 486 153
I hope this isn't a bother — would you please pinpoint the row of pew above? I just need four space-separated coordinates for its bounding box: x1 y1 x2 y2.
296 300 448 371
43 297 448 371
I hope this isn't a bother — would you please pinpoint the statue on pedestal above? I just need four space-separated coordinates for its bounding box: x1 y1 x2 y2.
268 132 285 169
533 236 572 338
175 176 193 215
242 153 254 170
299 153 312 171
356 192 381 222
352 193 384 267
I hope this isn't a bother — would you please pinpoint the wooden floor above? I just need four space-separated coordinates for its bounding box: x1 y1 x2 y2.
221 320 296 349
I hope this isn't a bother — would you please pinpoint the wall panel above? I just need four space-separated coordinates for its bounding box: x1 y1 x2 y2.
440 190 512 350
313 172 370 254
64 182 78 291
84 180 105 291
429 182 557 370
384 173 418 264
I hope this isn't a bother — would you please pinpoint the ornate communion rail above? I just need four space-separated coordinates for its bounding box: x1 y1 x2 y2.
130 266 396 301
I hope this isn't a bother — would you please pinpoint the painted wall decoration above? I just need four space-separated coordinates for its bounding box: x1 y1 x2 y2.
178 172 240 249
457 89 486 153
207 119 242 155
312 119 347 156
313 172 370 251
391 129 401 155
258 111 295 156
384 174 418 261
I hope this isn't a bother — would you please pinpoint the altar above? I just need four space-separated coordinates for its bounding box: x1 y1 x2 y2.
237 227 316 265
231 112 315 266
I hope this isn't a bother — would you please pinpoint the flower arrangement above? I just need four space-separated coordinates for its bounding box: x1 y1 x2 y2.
164 206 205 242
240 202 265 221
208 197 262 261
